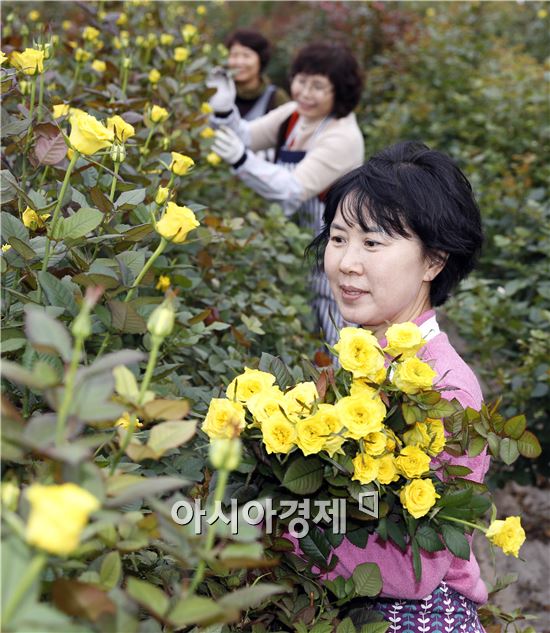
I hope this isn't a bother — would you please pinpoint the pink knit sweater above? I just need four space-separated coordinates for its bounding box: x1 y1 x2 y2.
291 311 490 603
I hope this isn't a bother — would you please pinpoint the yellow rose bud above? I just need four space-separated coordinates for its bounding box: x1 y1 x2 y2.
155 274 171 291
0 51 8 65
116 12 128 25
197 5 207 15
226 367 276 404
261 415 297 454
91 59 106 73
209 437 242 471
115 412 143 430
173 46 190 63
28 9 41 21
202 398 246 440
26 483 99 556
148 68 161 84
149 104 169 124
395 445 431 478
334 327 386 382
169 151 194 176
181 24 198 43
1 243 12 253
1 480 20 510
392 357 437 394
155 186 170 205
147 297 176 340
486 516 526 558
107 115 135 142
352 453 380 485
83 25 100 40
425 418 446 456
155 201 199 244
537 9 547 19
160 33 175 46
200 126 215 139
10 48 45 75
69 110 114 155
122 56 132 69
22 207 50 230
62 20 72 31
399 479 440 518
200 102 213 114
110 143 126 163
384 322 426 359
74 48 92 63
426 7 436 18
52 103 70 119
206 152 221 166
19 80 30 95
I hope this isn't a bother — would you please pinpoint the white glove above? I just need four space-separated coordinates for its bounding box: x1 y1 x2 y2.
206 67 236 113
212 126 246 166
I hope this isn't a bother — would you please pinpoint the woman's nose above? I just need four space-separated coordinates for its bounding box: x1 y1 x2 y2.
339 246 363 274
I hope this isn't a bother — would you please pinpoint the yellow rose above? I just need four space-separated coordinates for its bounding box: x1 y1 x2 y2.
149 105 169 124
261 415 297 454
169 151 195 176
155 201 199 244
0 51 8 65
207 152 221 166
149 68 161 84
115 412 143 429
69 110 114 155
362 431 387 456
174 46 190 63
392 357 437 394
91 60 106 73
160 33 175 46
62 20 72 31
52 103 70 119
11 48 45 75
425 418 446 456
202 398 246 439
200 102 213 114
336 394 386 440
283 381 319 419
349 378 380 398
155 274 171 291
200 126 215 139
247 386 285 427
181 24 198 43
334 327 385 381
399 479 440 518
107 115 135 142
26 483 99 556
377 454 400 484
317 404 345 457
395 445 431 478
197 5 207 15
486 516 525 558
22 207 50 230
1 243 12 253
74 48 92 63
116 12 128 26
402 421 431 450
83 26 100 40
28 9 41 21
384 322 426 359
352 453 380 485
155 186 170 205
226 367 276 404
384 427 402 453
295 405 343 456
537 9 547 19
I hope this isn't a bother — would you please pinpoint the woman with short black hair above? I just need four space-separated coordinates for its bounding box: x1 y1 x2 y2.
208 42 365 344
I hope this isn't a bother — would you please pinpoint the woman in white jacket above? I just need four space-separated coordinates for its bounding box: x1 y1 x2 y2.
209 43 365 346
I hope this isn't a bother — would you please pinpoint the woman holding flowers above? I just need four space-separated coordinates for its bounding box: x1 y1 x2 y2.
306 140 489 630
208 43 364 345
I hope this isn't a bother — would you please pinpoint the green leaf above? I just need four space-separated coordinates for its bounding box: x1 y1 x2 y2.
359 623 390 633
467 436 486 458
218 583 287 610
1 211 30 244
499 437 520 465
386 519 407 551
99 551 121 590
54 207 103 240
113 365 140 402
426 399 458 418
126 577 169 617
115 188 146 209
168 596 226 627
299 525 333 569
444 465 473 477
486 431 500 457
336 618 357 633
517 430 542 459
38 271 80 316
24 305 72 362
281 456 323 494
415 524 445 552
440 524 470 560
411 537 422 581
105 475 187 507
8 236 36 260
258 352 293 389
503 415 526 439
141 398 190 422
107 300 147 334
439 488 473 507
352 562 382 597
147 420 197 457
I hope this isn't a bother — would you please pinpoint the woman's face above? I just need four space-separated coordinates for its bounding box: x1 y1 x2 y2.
228 42 261 84
324 206 445 339
291 73 335 121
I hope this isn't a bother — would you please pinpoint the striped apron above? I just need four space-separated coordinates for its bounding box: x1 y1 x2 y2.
277 117 345 347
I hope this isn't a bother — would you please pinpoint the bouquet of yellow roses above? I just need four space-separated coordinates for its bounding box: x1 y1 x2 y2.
200 322 540 594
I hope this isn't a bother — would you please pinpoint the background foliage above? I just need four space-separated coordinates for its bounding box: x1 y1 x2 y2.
1 1 547 632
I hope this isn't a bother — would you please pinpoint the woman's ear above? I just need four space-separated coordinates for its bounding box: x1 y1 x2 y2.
423 250 448 282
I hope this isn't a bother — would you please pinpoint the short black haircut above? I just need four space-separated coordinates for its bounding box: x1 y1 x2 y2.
291 43 363 118
307 141 483 306
226 29 271 72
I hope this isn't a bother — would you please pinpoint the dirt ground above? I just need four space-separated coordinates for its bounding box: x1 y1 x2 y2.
474 481 550 632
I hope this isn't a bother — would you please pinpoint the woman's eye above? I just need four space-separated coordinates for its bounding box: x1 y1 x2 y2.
329 235 344 244
365 240 380 248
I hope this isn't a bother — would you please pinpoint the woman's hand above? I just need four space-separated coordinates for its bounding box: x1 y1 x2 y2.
212 126 246 166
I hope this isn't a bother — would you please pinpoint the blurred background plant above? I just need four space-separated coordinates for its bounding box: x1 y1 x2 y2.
1 1 548 631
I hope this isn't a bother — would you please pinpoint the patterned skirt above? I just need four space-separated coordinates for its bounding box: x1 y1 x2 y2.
350 582 486 633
